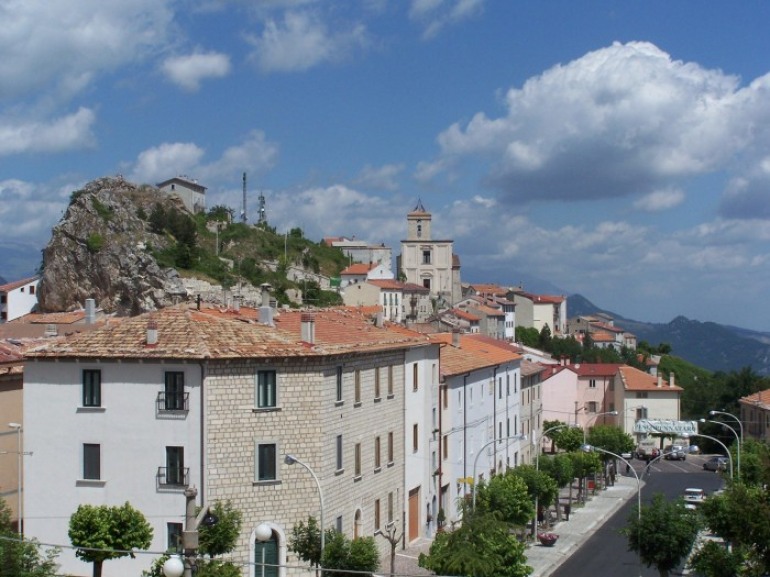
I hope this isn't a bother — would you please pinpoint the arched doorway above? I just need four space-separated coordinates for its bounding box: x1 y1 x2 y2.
354 509 362 539
255 529 278 577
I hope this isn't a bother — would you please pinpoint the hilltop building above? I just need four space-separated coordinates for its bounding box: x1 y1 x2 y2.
156 176 206 214
398 201 461 306
739 388 770 443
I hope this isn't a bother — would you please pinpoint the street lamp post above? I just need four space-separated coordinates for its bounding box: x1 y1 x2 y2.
709 410 744 445
8 422 22 536
285 454 326 556
471 434 527 511
582 444 642 577
683 433 734 479
700 418 740 476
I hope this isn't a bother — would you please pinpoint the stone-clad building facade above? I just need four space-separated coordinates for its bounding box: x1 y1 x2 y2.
23 305 432 577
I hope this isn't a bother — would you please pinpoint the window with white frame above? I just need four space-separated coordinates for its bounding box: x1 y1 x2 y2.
589 379 597 389
256 370 277 409
587 401 597 413
255 442 277 482
82 369 101 407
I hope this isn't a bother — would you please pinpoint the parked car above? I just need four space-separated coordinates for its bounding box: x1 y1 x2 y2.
664 445 687 461
703 456 728 472
683 488 706 509
688 444 701 455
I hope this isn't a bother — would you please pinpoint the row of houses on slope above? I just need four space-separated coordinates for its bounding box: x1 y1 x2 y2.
8 293 696 577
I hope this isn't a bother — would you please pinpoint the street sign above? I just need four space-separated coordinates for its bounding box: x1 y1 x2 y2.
633 419 698 435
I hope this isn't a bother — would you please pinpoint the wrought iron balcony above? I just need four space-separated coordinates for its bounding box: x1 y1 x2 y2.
156 392 189 412
157 466 189 487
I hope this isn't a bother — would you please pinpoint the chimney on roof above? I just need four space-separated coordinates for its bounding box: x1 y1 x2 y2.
452 329 461 348
301 313 316 344
657 375 662 388
85 299 96 324
146 318 158 346
233 295 241 312
259 283 274 326
44 324 58 337
669 372 675 388
375 312 383 328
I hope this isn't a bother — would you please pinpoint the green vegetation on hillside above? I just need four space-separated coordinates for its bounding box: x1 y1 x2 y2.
143 204 347 307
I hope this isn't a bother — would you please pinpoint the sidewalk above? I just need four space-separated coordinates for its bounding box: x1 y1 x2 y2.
386 475 640 577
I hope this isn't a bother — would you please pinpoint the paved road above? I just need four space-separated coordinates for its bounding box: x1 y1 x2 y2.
551 454 725 577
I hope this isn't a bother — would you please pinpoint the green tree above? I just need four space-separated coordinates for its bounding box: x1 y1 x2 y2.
567 450 601 503
68 502 153 577
538 453 575 520
198 501 242 557
289 516 322 573
537 324 552 350
418 511 532 577
623 493 701 577
0 498 59 577
547 424 584 453
321 530 379 577
585 424 635 456
474 471 534 528
509 465 559 522
516 326 539 347
694 482 770 574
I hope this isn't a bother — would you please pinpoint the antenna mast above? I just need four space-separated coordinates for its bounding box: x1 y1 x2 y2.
241 172 247 223
258 191 267 227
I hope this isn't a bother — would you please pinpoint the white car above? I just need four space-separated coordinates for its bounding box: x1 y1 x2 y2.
683 488 705 509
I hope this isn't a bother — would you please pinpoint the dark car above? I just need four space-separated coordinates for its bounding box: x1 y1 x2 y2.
664 445 687 461
703 456 728 472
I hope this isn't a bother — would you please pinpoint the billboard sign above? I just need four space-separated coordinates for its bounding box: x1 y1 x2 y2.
633 419 698 435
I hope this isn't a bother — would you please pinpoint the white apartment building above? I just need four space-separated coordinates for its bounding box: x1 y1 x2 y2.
430 332 523 527
23 305 433 577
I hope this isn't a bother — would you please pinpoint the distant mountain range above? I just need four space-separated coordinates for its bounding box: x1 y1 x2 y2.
569 294 770 375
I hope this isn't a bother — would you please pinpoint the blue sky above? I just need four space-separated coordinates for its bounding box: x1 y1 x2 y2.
2 1 770 331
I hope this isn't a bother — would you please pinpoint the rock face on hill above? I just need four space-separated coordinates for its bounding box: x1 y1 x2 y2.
37 177 187 315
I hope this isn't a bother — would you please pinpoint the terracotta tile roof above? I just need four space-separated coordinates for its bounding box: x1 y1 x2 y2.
449 308 480 321
341 263 375 275
515 290 564 304
367 279 429 293
429 333 521 376
470 284 508 297
739 388 770 410
467 304 504 317
569 363 624 377
590 331 615 342
0 341 23 363
20 311 87 325
590 321 624 334
27 307 311 360
0 276 38 292
618 365 682 392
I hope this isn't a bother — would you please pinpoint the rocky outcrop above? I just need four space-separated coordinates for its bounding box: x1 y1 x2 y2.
37 177 188 315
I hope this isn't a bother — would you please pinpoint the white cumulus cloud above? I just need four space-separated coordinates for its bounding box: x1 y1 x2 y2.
633 188 685 212
0 0 174 102
161 51 232 91
0 108 96 155
428 42 755 206
247 10 369 72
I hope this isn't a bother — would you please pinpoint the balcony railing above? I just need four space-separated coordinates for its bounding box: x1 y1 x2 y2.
156 392 189 413
157 467 189 487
